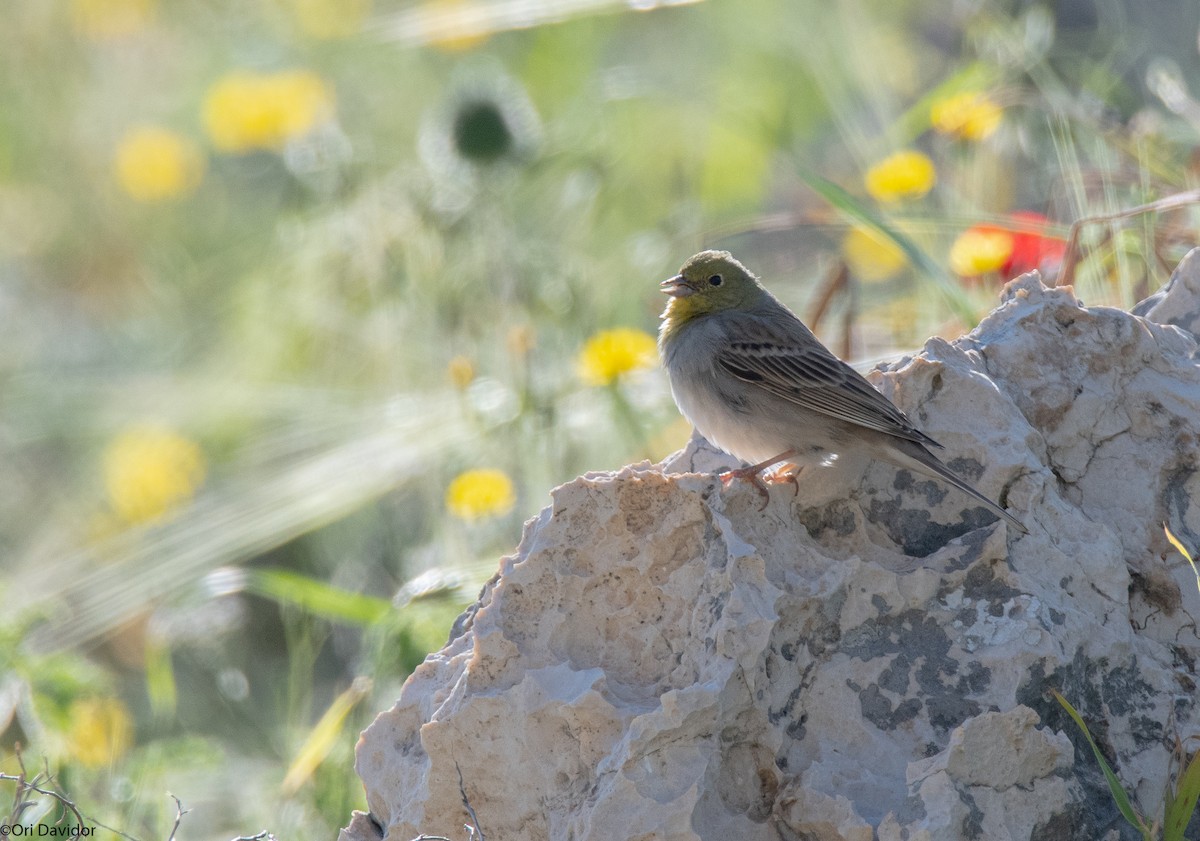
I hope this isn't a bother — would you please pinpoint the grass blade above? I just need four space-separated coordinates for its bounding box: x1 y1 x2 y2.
1164 522 1200 600
1164 743 1200 841
1052 690 1152 838
281 676 372 795
796 168 979 328
145 634 178 719
246 568 390 626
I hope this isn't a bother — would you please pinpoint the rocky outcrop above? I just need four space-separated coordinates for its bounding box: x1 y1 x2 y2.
342 262 1200 841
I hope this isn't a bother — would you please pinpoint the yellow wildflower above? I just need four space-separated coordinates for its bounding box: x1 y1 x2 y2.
203 70 334 153
864 150 936 203
949 227 1014 277
931 92 1003 141
103 425 205 525
286 0 372 39
445 469 516 520
577 328 657 387
840 226 908 282
113 126 204 203
71 0 155 40
68 697 133 768
447 355 475 390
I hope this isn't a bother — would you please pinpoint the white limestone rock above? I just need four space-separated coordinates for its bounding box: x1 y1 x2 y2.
342 272 1200 841
892 706 1078 841
1132 246 1200 335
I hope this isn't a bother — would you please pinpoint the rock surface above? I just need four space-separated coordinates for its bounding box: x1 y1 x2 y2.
1132 245 1200 334
342 270 1200 841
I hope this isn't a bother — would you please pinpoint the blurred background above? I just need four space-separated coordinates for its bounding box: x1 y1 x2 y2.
3 0 1200 837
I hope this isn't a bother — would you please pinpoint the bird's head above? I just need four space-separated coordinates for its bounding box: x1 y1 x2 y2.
660 250 765 323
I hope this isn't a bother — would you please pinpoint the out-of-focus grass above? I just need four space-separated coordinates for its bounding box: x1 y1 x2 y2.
3 0 1200 837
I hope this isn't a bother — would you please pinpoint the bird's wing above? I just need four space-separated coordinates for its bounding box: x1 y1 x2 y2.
716 314 940 448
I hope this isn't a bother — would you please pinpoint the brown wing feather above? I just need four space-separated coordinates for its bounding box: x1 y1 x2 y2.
716 315 941 448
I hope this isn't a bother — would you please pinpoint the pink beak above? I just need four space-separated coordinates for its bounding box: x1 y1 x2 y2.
660 274 693 297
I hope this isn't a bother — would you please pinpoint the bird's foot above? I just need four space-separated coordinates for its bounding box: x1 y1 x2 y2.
718 450 799 511
763 463 803 498
720 465 773 509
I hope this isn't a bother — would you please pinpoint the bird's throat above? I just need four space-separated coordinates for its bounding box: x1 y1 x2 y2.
658 301 693 347
659 296 710 342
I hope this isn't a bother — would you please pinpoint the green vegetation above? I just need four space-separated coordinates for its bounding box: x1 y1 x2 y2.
1054 690 1200 840
4 0 1200 837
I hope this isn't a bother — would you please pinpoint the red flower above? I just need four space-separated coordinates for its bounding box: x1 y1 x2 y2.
950 211 1066 280
1001 211 1066 276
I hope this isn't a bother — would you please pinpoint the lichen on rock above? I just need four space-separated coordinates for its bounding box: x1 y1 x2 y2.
342 262 1200 841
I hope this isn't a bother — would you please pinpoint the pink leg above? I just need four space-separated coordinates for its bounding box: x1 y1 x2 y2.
719 449 798 509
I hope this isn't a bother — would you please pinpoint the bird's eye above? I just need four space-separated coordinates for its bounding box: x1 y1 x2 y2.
708 274 723 286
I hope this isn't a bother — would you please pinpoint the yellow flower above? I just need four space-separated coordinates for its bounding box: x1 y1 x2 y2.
203 70 334 153
447 355 475 390
931 92 1003 141
71 0 155 40
103 425 205 525
948 227 1014 277
577 328 657 387
840 226 908 282
68 697 133 768
445 469 515 520
864 150 936 203
113 126 204 203
286 0 372 39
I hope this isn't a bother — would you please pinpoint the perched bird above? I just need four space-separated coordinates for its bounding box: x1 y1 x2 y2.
658 250 1027 534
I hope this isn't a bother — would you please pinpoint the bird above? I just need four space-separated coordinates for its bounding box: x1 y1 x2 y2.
657 249 1027 534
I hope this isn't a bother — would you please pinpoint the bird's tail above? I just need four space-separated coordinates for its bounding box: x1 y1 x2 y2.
891 440 1029 535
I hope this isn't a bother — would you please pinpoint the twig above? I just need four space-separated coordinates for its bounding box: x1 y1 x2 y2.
840 267 858 362
165 794 191 841
455 762 484 841
806 260 849 333
3 748 86 831
6 745 28 826
1057 189 1200 288
1 772 141 840
1 748 139 841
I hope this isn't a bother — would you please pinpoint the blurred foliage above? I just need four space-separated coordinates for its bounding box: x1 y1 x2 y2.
4 0 1200 837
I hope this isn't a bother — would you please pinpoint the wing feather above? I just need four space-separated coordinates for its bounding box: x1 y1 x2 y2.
716 313 940 448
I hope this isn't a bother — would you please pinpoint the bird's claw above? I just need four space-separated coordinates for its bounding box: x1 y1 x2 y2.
763 463 802 497
719 465 773 510
718 450 801 511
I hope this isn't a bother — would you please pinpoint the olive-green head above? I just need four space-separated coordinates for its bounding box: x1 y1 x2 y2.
659 250 766 328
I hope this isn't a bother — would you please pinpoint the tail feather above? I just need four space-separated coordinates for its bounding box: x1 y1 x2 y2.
890 440 1028 535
